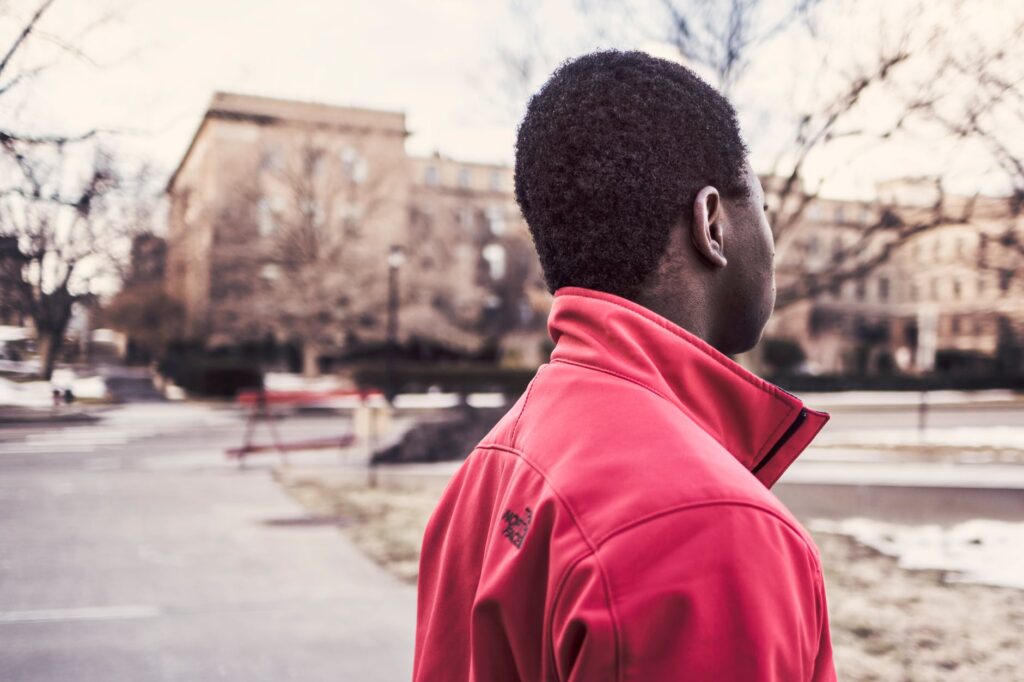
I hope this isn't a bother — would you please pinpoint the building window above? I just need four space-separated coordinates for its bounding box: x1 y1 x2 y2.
338 201 361 237
482 243 506 280
485 206 506 236
296 197 325 228
340 147 368 184
808 204 821 221
457 206 476 231
260 263 281 282
834 206 845 223
951 316 961 334
425 165 439 186
878 277 890 302
855 279 866 301
257 198 276 237
308 150 326 179
832 236 843 258
910 281 919 301
340 146 356 171
489 170 502 191
952 279 962 299
458 168 471 188
260 147 283 172
352 158 368 184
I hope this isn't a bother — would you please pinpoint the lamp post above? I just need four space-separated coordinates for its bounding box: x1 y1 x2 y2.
385 244 405 404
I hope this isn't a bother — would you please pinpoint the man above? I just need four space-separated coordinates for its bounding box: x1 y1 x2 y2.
414 50 836 681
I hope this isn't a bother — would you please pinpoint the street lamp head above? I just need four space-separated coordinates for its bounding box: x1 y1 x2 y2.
387 244 406 269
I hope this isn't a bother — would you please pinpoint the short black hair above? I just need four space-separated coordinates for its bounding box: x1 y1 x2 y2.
514 50 751 299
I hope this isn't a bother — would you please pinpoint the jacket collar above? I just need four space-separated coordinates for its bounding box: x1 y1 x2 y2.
547 286 829 488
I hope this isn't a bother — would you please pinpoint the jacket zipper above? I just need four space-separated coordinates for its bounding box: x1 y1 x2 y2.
752 408 807 476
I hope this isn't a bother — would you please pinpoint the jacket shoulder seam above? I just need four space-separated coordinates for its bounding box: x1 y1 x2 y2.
596 498 819 562
569 497 823 675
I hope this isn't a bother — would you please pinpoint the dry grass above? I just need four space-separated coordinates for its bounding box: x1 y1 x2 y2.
279 472 1024 681
281 473 439 583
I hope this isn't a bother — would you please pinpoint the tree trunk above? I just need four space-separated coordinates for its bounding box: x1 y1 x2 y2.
38 331 62 381
33 289 75 381
302 342 320 377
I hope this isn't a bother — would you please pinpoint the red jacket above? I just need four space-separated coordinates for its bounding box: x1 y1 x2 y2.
414 287 836 681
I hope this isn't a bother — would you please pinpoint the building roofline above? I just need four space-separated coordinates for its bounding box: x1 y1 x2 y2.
166 91 410 194
165 114 210 193
210 90 408 121
408 152 512 171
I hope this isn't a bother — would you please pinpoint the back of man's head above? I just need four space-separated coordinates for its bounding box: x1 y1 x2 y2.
514 50 751 300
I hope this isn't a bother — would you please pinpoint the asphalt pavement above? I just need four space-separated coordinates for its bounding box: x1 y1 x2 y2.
0 404 416 682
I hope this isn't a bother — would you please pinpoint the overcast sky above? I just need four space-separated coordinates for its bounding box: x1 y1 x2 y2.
1 0 1018 200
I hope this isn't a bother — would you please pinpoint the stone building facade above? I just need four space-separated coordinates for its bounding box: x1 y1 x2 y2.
166 93 1022 376
767 179 1024 375
165 93 547 370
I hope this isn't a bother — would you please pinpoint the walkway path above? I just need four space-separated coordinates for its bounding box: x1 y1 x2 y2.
0 404 415 682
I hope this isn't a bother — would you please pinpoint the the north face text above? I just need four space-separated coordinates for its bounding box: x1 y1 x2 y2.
501 507 532 549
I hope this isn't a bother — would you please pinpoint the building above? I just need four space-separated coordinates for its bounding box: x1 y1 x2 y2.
766 179 1024 375
165 93 547 372
166 93 1022 376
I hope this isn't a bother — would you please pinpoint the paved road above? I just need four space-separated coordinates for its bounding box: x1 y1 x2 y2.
0 404 415 682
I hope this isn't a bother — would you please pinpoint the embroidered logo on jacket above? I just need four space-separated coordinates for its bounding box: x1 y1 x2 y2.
501 507 532 549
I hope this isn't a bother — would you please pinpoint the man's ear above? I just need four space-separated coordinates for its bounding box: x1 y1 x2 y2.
690 186 727 268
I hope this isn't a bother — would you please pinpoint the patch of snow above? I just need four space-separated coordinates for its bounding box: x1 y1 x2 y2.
811 517 1024 589
0 377 51 407
67 376 108 400
801 389 1021 407
165 384 186 401
782 460 1024 488
466 393 506 408
815 426 1024 450
0 326 29 342
296 393 388 409
0 359 40 374
263 372 348 392
393 393 461 409
798 448 895 463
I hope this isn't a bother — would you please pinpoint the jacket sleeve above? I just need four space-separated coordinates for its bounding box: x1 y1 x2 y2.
550 503 836 681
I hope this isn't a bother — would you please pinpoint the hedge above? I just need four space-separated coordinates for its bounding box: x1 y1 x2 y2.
349 361 538 395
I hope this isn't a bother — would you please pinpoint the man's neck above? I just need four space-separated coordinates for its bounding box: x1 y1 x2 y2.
632 282 719 352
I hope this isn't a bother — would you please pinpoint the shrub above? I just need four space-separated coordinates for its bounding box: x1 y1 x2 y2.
349 361 538 395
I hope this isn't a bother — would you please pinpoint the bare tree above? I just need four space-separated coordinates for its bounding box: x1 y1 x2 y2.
212 136 492 376
494 0 1024 321
263 141 390 375
0 0 134 378
0 144 118 378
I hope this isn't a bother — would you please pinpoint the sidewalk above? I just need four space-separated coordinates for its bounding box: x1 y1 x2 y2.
0 405 104 425
0 406 416 682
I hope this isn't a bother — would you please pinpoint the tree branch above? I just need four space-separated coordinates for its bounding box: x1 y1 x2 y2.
0 0 57 80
